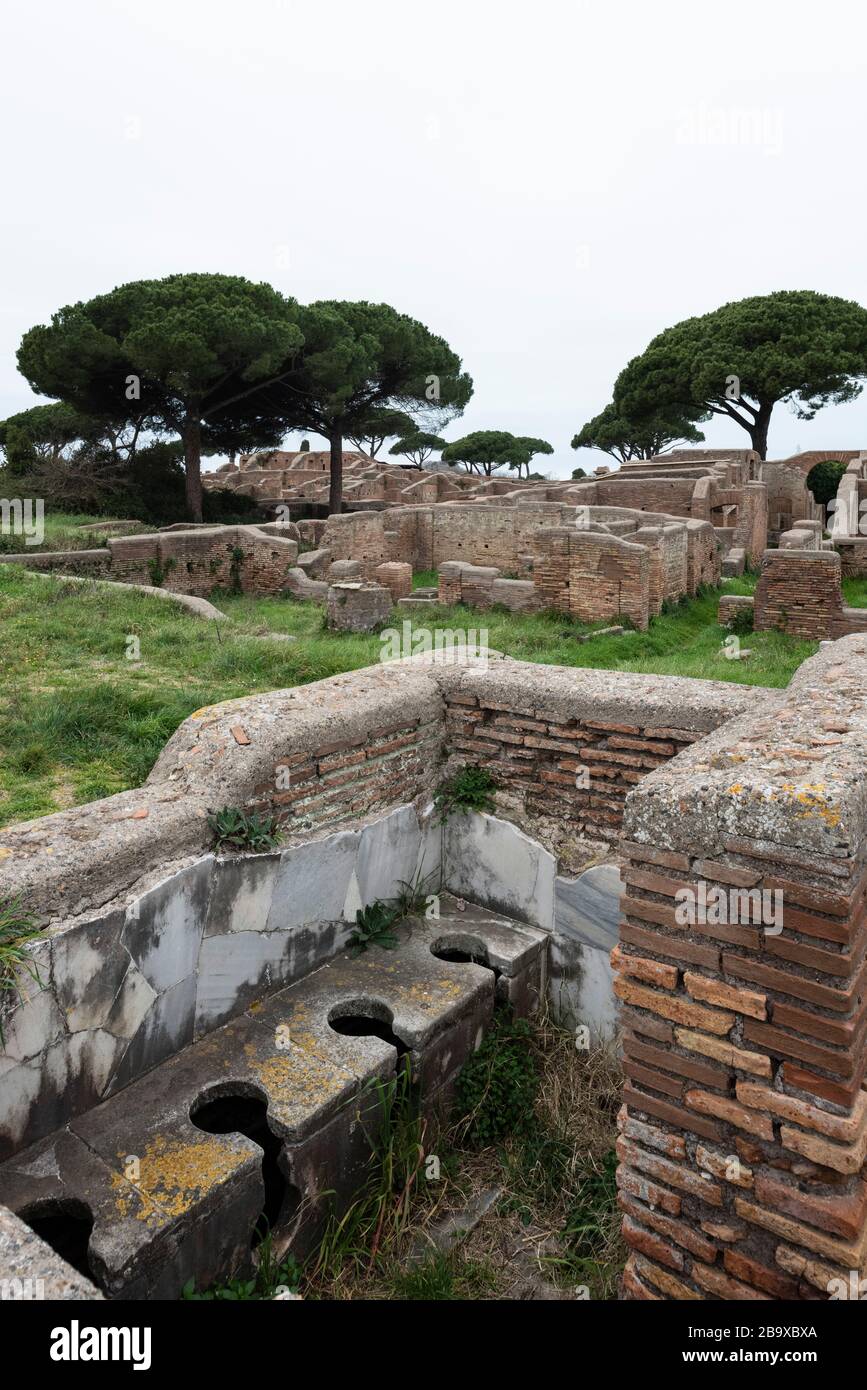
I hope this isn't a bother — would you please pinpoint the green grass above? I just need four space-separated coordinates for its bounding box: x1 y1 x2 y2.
842 576 867 608
0 566 817 828
0 508 147 555
384 1251 499 1300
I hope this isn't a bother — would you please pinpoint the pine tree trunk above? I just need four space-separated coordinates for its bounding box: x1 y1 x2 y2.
183 408 204 522
750 404 773 460
329 428 343 514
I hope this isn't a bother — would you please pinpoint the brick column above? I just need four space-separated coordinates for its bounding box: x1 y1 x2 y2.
615 636 867 1300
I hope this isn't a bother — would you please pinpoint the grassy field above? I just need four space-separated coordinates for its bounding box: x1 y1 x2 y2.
0 564 829 828
0 508 149 555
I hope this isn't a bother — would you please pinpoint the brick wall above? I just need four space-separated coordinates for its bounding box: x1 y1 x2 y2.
754 549 845 639
440 664 753 842
107 525 299 598
532 527 652 628
595 477 701 516
246 714 443 835
615 635 867 1301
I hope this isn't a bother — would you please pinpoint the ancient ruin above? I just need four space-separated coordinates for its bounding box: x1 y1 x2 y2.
1 626 867 1302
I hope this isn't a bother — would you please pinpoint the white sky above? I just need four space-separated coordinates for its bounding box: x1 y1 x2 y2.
1 0 865 477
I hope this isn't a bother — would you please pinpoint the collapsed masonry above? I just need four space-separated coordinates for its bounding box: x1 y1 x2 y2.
1 635 867 1300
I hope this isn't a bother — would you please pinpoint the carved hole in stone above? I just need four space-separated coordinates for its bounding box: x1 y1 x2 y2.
190 1086 300 1249
430 933 498 976
327 997 409 1056
19 1197 94 1282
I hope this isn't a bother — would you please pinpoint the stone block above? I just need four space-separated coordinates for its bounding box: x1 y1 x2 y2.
326 582 393 632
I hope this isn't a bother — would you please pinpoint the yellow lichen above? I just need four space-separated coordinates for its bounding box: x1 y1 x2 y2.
115 1133 250 1220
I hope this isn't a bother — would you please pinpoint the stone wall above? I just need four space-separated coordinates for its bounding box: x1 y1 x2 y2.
1 525 308 600
0 549 111 578
615 634 867 1302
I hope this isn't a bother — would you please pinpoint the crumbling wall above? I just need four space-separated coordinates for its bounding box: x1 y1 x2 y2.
615 634 867 1302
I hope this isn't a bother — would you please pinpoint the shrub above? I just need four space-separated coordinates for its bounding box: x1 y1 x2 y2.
727 604 754 636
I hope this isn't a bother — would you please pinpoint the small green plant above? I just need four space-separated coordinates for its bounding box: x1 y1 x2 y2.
0 896 44 1045
562 1148 618 1258
727 605 754 636
146 555 175 587
348 900 401 955
433 764 497 822
229 545 246 594
453 1011 537 1147
182 1235 301 1301
207 806 281 853
392 865 439 920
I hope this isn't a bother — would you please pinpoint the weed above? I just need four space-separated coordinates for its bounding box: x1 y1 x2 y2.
386 1249 498 1300
182 1234 301 1301
453 1011 537 1146
0 896 44 1045
392 865 440 919
434 764 497 823
207 806 282 853
348 900 401 955
728 604 755 636
306 1063 426 1290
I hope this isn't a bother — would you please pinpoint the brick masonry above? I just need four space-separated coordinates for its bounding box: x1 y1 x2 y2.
615 634 867 1301
753 548 867 641
1 526 304 599
439 662 755 841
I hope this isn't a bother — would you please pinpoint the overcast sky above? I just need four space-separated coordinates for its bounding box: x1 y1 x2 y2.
2 0 865 477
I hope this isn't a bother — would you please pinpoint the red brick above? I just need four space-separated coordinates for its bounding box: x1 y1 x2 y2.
685 1089 774 1140
723 1249 800 1300
611 946 678 990
621 1214 684 1271
753 1172 867 1241
619 1195 717 1263
616 1165 682 1216
616 1136 723 1206
683 971 766 1019
624 1084 723 1143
